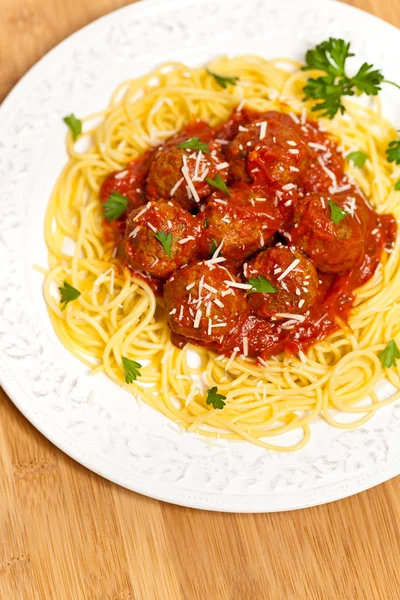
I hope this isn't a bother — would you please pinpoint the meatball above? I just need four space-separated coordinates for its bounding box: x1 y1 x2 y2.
164 262 248 344
302 144 346 195
125 200 199 279
226 111 309 186
100 148 153 210
288 192 364 274
246 246 318 318
200 182 283 260
146 141 228 211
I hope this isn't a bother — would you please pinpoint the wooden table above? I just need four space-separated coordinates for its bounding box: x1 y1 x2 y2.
1 1 399 598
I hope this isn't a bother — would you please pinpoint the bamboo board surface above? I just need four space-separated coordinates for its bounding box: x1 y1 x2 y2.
0 1 399 598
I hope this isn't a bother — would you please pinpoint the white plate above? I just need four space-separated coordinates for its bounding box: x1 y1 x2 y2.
1 0 399 512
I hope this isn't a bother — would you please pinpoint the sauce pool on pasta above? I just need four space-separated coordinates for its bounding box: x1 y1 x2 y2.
100 109 396 361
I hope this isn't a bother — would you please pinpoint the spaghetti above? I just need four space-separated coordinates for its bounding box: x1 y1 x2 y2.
42 56 400 450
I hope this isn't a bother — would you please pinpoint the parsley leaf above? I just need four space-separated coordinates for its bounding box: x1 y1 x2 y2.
303 38 353 76
63 113 82 140
177 137 210 153
352 62 385 95
206 174 231 196
302 38 400 118
122 357 142 383
247 276 278 294
303 76 347 119
328 200 348 225
210 239 218 255
154 231 173 258
206 386 226 410
378 340 400 369
386 139 400 164
104 192 129 221
394 180 400 191
207 70 239 89
346 151 368 168
59 281 80 310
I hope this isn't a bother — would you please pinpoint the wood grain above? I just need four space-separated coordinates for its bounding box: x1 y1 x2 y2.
1 1 399 598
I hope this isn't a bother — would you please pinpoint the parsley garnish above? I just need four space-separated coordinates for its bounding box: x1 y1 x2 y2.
394 180 400 191
378 340 400 369
63 113 82 140
58 281 80 310
154 231 173 258
386 139 400 164
206 386 226 410
247 276 278 294
302 38 400 118
346 151 368 168
122 357 142 383
177 137 210 153
207 70 239 89
104 192 129 221
328 200 348 225
210 239 218 255
206 174 231 196
204 217 209 229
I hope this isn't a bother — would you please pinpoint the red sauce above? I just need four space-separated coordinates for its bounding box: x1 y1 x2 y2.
99 109 396 361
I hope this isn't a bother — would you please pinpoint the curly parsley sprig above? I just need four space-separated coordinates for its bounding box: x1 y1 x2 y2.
154 231 173 258
177 137 210 153
104 192 129 221
346 151 368 168
386 138 400 165
63 113 82 140
122 357 142 383
58 281 81 310
206 387 226 410
328 200 348 225
378 340 400 369
207 71 239 89
302 38 400 118
247 276 277 294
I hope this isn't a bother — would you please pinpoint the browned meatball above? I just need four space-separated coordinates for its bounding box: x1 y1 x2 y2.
226 111 309 186
125 201 200 279
200 182 283 260
246 246 318 318
300 125 347 195
164 262 248 344
146 142 228 211
288 192 364 274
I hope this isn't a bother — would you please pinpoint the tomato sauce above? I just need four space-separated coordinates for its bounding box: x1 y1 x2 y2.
99 109 396 360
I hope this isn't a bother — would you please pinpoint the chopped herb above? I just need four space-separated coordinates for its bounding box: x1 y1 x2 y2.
394 180 400 191
247 276 278 294
346 151 368 168
177 137 210 153
63 113 82 140
154 231 173 258
103 192 129 222
207 70 239 89
386 139 400 164
58 281 80 310
206 174 231 196
328 200 348 224
206 386 226 410
122 357 142 383
204 217 209 229
378 340 400 369
210 239 218 255
302 38 400 118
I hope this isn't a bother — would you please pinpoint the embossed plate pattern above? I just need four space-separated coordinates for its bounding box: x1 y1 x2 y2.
0 0 399 511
